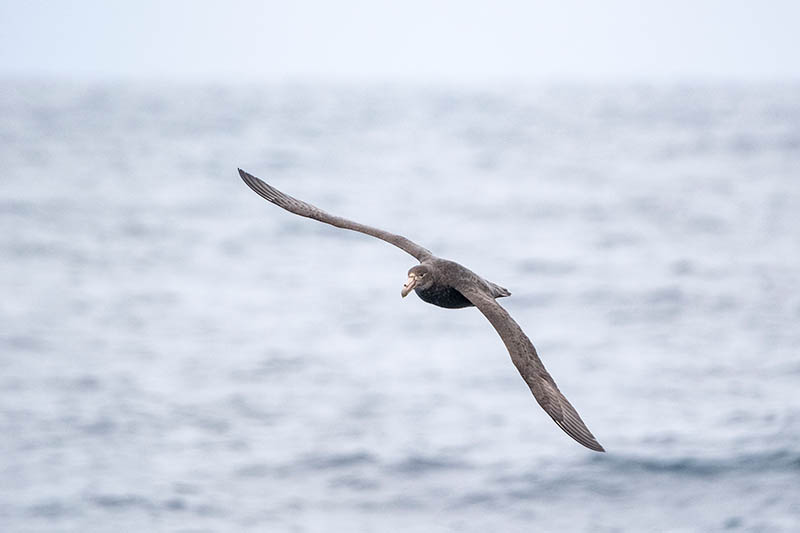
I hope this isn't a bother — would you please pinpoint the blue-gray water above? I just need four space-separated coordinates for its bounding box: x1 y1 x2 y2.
1 81 799 532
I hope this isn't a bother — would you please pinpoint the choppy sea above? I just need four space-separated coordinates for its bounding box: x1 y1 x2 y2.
1 80 799 532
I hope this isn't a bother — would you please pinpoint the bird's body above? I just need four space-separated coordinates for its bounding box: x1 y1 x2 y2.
412 257 509 309
238 169 605 452
415 283 473 309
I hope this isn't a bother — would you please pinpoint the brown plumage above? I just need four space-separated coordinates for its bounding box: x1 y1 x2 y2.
239 168 604 452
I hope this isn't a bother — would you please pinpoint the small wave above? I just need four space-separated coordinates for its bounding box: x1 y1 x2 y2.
354 494 425 511
88 493 205 515
235 462 273 478
300 451 377 470
387 455 470 476
644 286 685 306
450 491 500 509
80 417 116 436
234 452 377 479
0 200 34 216
1 334 46 353
328 474 380 491
230 354 308 383
89 493 153 510
27 500 70 519
593 449 800 476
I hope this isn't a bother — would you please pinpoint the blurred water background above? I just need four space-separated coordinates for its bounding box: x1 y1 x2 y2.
1 80 799 532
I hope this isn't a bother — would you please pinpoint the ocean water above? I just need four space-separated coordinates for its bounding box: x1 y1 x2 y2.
1 80 799 532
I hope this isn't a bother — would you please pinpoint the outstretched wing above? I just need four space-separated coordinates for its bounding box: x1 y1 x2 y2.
239 169 432 261
458 286 605 452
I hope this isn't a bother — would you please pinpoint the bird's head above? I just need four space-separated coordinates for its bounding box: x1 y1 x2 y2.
401 264 434 298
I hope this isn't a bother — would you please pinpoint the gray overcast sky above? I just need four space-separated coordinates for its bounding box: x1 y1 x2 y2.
1 0 799 83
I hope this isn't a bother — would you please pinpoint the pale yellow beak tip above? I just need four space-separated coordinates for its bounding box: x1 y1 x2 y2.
401 276 417 298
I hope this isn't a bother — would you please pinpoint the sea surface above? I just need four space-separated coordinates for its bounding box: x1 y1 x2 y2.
1 80 799 532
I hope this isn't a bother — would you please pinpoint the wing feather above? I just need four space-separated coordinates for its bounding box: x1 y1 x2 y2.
238 169 432 261
458 287 605 452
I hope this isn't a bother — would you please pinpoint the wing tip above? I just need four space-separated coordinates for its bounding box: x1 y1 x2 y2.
237 167 259 194
237 168 281 203
562 423 606 452
587 440 606 453
552 407 606 452
238 167 252 182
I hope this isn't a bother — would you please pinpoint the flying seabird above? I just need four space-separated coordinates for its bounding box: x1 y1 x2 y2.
238 169 605 452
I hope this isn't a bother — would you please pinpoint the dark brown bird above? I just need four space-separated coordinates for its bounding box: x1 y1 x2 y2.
238 168 605 452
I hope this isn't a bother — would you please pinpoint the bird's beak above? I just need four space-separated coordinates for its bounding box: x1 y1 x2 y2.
401 275 417 298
